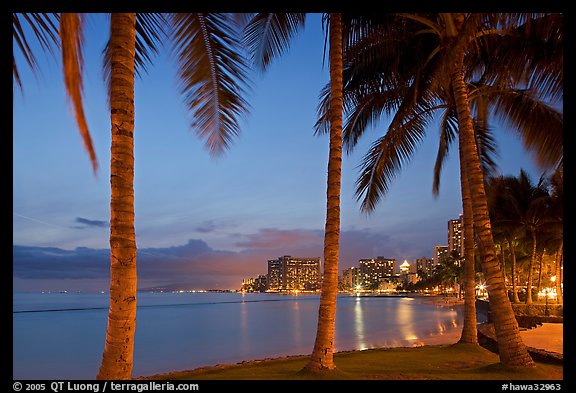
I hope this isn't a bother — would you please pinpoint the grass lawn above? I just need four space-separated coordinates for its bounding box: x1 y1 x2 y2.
141 343 562 380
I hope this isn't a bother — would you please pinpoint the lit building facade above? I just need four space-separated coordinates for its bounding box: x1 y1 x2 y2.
448 215 465 259
241 275 267 292
433 245 449 266
267 255 321 291
414 256 435 276
341 266 362 290
358 257 396 289
399 260 419 285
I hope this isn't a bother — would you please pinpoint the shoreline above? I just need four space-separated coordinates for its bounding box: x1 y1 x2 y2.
139 318 466 379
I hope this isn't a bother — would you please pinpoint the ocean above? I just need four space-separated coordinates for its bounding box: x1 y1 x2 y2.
13 291 465 379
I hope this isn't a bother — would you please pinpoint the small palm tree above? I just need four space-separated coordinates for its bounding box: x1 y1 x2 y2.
492 170 551 305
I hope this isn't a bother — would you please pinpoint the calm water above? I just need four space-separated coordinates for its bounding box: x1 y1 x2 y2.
13 292 464 379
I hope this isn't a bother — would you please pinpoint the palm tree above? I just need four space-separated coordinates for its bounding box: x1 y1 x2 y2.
547 166 563 304
243 12 345 371
14 12 250 379
316 13 561 367
317 13 561 356
304 13 343 371
492 170 551 306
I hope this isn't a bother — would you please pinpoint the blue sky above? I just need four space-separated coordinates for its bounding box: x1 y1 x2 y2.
13 14 546 291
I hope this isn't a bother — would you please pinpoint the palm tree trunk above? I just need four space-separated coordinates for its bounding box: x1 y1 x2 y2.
452 50 534 367
525 229 537 305
304 12 342 372
500 244 508 284
536 251 544 295
97 13 137 380
555 244 563 304
509 240 520 303
458 144 477 344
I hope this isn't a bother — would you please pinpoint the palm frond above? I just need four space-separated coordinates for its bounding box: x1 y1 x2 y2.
477 13 562 103
170 13 251 156
432 109 458 196
13 13 60 91
342 86 407 154
60 13 98 173
314 84 331 136
243 13 306 71
469 88 500 178
355 106 429 213
488 89 562 170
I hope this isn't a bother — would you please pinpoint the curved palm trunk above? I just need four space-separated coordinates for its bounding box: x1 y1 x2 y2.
452 50 534 367
509 239 520 303
97 13 137 380
525 229 537 305
555 245 563 304
458 163 477 344
304 13 342 372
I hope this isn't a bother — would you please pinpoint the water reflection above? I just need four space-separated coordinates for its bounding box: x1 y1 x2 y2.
239 300 249 353
291 300 302 345
396 298 418 342
353 295 367 350
14 292 466 379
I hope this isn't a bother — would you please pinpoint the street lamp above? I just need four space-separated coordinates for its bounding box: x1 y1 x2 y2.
544 287 552 316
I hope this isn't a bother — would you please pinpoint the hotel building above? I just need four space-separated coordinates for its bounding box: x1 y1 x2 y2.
267 255 321 291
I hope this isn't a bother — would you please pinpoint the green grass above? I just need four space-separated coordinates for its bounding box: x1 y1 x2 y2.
140 343 562 380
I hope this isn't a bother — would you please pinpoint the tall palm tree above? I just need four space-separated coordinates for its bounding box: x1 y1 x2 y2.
450 14 535 366
243 12 344 371
14 12 250 379
304 13 343 371
317 13 561 354
317 13 561 367
97 13 138 379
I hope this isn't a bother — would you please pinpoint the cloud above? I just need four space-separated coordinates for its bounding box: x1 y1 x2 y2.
73 217 109 229
194 220 218 233
13 225 441 291
235 228 323 251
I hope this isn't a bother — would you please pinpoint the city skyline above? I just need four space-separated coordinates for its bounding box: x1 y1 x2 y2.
13 13 544 292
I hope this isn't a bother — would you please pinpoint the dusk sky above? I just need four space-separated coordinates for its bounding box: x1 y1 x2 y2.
13 13 545 292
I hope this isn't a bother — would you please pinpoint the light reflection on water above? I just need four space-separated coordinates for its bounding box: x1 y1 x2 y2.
13 292 464 379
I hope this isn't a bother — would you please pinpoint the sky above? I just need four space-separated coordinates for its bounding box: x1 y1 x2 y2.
12 13 547 292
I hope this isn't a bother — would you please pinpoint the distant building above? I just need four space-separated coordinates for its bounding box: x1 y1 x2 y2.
267 255 321 291
341 266 362 290
433 245 449 266
358 257 396 290
399 260 419 285
448 215 465 259
414 256 435 277
241 275 267 292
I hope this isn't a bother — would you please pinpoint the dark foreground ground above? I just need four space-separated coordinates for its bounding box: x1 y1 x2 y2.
140 342 563 380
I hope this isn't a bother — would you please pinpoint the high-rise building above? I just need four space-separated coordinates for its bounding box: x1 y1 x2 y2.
266 255 321 291
448 215 465 259
414 256 435 276
433 245 449 266
341 266 362 290
358 257 396 289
